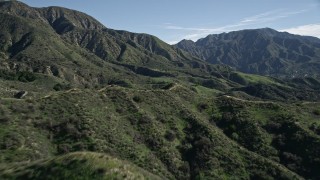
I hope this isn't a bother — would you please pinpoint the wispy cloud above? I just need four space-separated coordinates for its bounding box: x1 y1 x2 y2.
240 9 284 23
240 9 307 24
165 26 212 31
280 23 320 38
164 8 309 43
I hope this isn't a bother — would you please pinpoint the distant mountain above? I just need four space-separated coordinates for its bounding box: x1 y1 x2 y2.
176 28 320 78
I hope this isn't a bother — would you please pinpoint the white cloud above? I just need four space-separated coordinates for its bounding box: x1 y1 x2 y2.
164 8 310 43
167 40 180 45
280 23 320 38
165 26 212 31
240 9 284 24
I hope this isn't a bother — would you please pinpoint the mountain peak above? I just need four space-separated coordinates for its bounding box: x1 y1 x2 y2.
38 6 106 31
0 0 28 7
176 39 195 46
0 0 42 19
180 39 194 43
0 1 105 31
175 28 320 78
245 28 279 36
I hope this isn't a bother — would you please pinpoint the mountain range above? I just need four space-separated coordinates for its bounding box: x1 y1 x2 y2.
0 1 320 180
176 28 320 78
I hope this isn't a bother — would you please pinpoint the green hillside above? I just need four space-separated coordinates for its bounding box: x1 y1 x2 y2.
0 1 319 179
0 152 161 179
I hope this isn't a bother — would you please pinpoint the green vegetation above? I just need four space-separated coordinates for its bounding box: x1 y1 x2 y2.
0 1 319 179
0 70 36 82
1 86 317 179
0 152 161 179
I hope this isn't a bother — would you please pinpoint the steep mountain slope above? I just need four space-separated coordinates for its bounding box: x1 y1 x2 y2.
0 1 218 87
176 28 320 78
0 1 320 179
1 0 319 99
0 152 161 179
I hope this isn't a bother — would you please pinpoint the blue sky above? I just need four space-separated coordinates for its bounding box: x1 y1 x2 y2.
21 0 320 44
